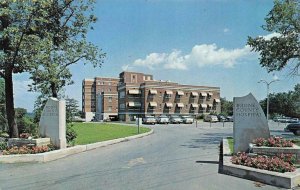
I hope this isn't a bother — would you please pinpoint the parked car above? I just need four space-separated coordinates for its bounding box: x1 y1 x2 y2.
169 115 183 124
287 118 299 123
204 115 218 122
181 115 194 124
276 116 291 123
217 114 227 122
284 123 300 135
156 115 170 124
226 116 233 122
142 116 156 125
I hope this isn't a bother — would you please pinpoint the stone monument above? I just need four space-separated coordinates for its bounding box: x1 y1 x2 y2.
233 93 270 153
39 97 67 149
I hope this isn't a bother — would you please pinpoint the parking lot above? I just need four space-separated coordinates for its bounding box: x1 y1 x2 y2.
144 120 298 139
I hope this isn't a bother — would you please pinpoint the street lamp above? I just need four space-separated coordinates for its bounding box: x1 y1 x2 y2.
258 79 279 122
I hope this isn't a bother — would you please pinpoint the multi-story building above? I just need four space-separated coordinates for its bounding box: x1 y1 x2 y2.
82 77 119 121
83 71 221 122
117 71 221 121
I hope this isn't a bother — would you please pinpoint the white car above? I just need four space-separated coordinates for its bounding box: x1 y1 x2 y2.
170 115 183 124
204 115 218 122
157 115 169 124
181 116 194 124
142 116 156 124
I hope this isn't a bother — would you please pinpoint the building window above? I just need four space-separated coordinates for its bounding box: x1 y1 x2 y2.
120 103 125 110
108 97 112 102
108 106 112 112
120 91 125 98
109 88 111 92
131 74 137 83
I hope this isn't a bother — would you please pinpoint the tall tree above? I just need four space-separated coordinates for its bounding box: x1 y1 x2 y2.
0 1 52 137
220 98 233 116
0 79 6 131
65 97 79 123
247 0 300 76
29 0 105 98
260 84 300 118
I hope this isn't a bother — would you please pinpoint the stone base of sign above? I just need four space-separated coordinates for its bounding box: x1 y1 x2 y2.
39 97 67 149
220 138 300 189
0 129 153 163
233 93 270 153
253 145 300 164
8 138 51 148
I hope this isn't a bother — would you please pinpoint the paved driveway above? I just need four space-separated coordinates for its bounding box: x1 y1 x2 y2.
0 122 291 190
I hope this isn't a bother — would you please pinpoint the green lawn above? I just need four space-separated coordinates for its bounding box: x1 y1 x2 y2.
227 137 234 153
292 139 300 146
72 123 151 145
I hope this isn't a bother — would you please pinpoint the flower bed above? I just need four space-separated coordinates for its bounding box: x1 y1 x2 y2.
2 144 56 155
231 152 296 173
253 137 293 147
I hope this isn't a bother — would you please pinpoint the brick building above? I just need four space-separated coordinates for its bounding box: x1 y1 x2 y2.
82 77 119 121
82 71 221 122
117 71 221 121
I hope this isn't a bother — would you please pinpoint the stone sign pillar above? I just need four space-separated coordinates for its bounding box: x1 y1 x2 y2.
39 97 67 149
233 93 270 153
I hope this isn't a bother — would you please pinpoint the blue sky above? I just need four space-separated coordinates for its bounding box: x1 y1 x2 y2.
13 0 299 112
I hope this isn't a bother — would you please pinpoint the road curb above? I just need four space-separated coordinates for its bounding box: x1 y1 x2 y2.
0 129 153 163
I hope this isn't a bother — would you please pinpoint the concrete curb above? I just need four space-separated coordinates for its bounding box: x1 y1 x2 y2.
0 129 153 164
221 138 300 189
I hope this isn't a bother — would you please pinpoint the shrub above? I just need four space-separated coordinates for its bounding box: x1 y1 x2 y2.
17 116 39 137
2 144 55 155
231 152 296 173
66 124 77 144
195 114 205 120
253 136 293 147
0 142 7 150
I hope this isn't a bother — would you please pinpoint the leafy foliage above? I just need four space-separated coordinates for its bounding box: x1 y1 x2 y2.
66 97 79 123
231 152 296 173
15 108 38 136
28 0 105 98
66 124 77 144
220 98 233 116
247 0 300 75
3 145 55 155
0 1 57 137
0 0 104 137
253 137 293 147
0 79 6 132
260 84 300 118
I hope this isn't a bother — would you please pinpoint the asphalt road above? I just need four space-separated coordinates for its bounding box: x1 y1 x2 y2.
0 121 295 190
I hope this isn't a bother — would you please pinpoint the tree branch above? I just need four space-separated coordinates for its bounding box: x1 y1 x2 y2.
57 55 86 76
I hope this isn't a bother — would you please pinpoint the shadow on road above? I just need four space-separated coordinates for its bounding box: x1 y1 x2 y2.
180 132 230 149
195 160 219 164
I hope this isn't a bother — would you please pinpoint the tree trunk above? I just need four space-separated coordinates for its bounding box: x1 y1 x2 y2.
5 70 18 138
51 83 58 98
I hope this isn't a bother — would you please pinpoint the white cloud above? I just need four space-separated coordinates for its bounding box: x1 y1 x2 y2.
133 53 167 70
261 32 281 40
223 28 230 33
186 44 252 68
129 43 253 70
